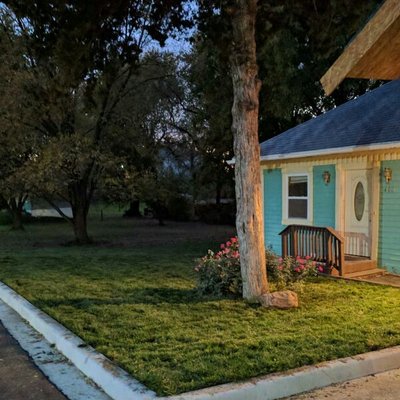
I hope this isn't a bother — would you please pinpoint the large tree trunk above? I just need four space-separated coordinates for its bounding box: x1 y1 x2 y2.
70 181 92 244
123 200 141 218
11 209 24 230
73 203 90 244
230 0 268 302
8 197 26 231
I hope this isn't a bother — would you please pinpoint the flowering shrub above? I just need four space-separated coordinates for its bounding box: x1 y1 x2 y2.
195 237 242 297
195 239 324 297
267 253 322 291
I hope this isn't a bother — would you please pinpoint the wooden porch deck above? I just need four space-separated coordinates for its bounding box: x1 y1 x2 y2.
280 225 386 278
336 256 385 278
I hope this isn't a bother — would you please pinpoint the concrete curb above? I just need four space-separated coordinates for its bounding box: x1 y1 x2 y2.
1 280 400 400
168 346 400 400
0 282 156 400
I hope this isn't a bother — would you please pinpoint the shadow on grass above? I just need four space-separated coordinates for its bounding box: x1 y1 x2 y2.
32 287 227 309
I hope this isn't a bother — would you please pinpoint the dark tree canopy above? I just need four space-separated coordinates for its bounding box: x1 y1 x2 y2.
197 0 382 141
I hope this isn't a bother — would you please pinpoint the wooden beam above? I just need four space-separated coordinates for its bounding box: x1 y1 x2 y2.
321 0 400 95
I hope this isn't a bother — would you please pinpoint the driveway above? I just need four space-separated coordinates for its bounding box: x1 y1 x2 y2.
0 322 67 400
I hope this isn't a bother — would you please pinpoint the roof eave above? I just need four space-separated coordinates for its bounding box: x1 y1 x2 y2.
260 141 400 162
320 0 400 95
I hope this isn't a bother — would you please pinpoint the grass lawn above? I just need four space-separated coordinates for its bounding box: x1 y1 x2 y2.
0 215 400 396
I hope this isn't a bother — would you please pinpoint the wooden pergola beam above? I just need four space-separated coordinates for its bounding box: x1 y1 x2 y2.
321 0 400 96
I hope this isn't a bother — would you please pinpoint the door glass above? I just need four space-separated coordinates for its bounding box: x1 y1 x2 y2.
354 181 365 221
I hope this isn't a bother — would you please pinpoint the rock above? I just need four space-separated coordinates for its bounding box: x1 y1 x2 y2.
259 290 299 309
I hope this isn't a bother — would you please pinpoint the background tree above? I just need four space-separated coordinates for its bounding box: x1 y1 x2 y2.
0 13 40 229
0 0 192 243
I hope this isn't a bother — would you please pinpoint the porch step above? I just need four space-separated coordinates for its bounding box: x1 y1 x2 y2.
343 257 377 274
345 268 386 279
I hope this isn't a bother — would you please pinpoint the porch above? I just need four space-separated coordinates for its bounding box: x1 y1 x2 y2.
279 225 385 278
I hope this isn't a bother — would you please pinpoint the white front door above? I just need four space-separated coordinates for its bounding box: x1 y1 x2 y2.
345 169 371 257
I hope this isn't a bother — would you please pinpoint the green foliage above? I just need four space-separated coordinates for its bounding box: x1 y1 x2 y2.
266 250 320 292
0 2 193 241
197 0 382 140
194 203 236 225
1 219 400 395
166 195 192 222
195 237 241 297
196 241 320 297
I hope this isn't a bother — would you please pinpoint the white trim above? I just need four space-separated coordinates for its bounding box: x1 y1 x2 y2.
370 161 381 261
335 162 344 232
282 169 313 226
261 141 400 162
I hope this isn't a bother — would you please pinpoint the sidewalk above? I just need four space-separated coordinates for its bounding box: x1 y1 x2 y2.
287 368 400 400
0 321 67 400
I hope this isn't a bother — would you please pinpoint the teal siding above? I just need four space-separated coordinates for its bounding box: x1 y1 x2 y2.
379 160 400 274
313 165 336 227
263 168 284 254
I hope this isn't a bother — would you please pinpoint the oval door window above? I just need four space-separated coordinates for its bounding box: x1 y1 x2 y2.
354 181 365 221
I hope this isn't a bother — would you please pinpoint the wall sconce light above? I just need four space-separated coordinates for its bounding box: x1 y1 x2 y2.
322 171 331 185
384 167 393 184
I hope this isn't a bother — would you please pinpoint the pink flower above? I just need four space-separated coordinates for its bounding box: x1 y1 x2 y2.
220 243 225 249
305 255 311 260
294 267 300 273
231 237 238 243
226 241 232 247
278 266 283 271
318 266 324 272
278 257 283 263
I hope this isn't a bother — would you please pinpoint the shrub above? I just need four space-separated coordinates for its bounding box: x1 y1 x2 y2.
167 195 192 222
195 237 242 297
267 255 321 291
194 203 235 225
195 240 323 297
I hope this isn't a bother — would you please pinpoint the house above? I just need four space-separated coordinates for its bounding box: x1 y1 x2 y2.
24 200 73 219
260 80 400 277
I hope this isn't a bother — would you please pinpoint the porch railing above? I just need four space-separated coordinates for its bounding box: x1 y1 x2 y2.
279 225 345 275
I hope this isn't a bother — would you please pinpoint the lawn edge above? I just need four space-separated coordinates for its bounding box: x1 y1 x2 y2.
2 280 400 400
0 281 157 400
167 346 400 400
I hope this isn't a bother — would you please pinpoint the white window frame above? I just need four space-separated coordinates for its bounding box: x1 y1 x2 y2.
282 170 313 225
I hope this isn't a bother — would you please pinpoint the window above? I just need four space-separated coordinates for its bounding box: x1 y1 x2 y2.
288 175 308 219
282 171 312 225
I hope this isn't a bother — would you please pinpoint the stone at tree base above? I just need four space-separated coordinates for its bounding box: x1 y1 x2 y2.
259 291 298 309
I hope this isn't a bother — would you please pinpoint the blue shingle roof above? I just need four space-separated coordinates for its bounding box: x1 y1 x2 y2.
260 80 400 158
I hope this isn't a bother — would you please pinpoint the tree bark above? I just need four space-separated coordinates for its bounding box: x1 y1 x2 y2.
230 0 268 302
8 197 26 231
72 203 91 244
11 210 24 230
123 200 141 218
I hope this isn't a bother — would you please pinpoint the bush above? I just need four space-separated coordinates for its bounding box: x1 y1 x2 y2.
267 254 321 291
195 240 322 297
167 195 192 222
0 211 12 225
194 203 235 225
195 237 242 297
